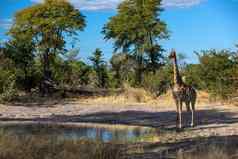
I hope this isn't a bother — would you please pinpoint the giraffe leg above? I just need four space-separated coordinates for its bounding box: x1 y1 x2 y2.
185 101 190 112
190 100 196 127
185 101 190 127
176 100 179 128
178 101 183 129
190 109 194 127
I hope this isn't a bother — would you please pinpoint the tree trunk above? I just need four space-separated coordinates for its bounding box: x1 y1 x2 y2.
41 48 52 96
148 32 157 75
23 67 31 93
150 52 158 75
135 46 144 86
115 67 122 87
136 54 143 86
136 67 143 86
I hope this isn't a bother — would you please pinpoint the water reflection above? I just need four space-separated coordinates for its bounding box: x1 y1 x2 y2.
0 123 156 142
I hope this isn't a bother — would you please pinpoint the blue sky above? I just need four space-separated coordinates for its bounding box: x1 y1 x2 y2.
0 0 238 63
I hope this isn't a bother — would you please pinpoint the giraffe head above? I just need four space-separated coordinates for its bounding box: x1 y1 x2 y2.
169 49 177 59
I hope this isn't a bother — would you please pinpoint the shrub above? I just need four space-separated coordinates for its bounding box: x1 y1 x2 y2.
192 49 238 99
0 74 18 102
122 83 154 102
142 64 172 96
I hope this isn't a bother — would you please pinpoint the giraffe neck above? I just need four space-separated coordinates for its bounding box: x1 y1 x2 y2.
173 56 183 85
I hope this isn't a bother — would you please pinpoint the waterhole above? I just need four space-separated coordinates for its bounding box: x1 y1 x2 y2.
0 122 157 142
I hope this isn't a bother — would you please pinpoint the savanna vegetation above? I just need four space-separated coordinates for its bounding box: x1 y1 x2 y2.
0 0 237 103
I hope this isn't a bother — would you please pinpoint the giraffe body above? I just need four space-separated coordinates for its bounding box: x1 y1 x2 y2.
169 50 197 129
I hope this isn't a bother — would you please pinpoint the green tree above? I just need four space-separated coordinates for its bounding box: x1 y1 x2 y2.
53 49 92 87
4 37 36 91
103 0 168 85
195 49 237 99
89 48 108 88
183 64 203 89
145 45 165 74
110 53 136 87
8 0 86 95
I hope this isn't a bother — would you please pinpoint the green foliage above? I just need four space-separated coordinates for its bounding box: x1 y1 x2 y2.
0 74 18 102
8 0 86 95
0 52 18 102
103 0 168 51
183 64 203 89
89 49 109 88
110 53 137 87
103 0 168 84
4 38 37 91
52 52 92 88
9 0 86 50
143 64 172 96
184 49 238 99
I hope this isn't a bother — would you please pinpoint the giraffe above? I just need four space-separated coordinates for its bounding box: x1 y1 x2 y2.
169 49 197 129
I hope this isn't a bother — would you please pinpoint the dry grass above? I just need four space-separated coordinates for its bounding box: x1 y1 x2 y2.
5 86 220 109
178 143 238 159
158 91 214 106
0 131 126 159
180 147 229 159
79 85 155 106
228 96 238 106
79 85 213 107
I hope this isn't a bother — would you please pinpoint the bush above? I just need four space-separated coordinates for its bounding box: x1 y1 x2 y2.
142 64 172 96
122 83 154 102
52 56 92 88
190 49 238 99
0 54 18 102
0 74 18 102
183 64 203 89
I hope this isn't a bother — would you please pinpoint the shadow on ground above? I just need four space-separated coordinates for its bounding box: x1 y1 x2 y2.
128 135 238 159
1 108 238 129
49 109 238 128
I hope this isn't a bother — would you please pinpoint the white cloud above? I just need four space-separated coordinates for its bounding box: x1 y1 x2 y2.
0 18 13 30
30 0 205 10
70 0 122 10
162 0 204 7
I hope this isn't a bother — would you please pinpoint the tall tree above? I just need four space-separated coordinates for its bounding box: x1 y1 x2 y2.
89 48 108 88
103 0 168 85
8 0 86 95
